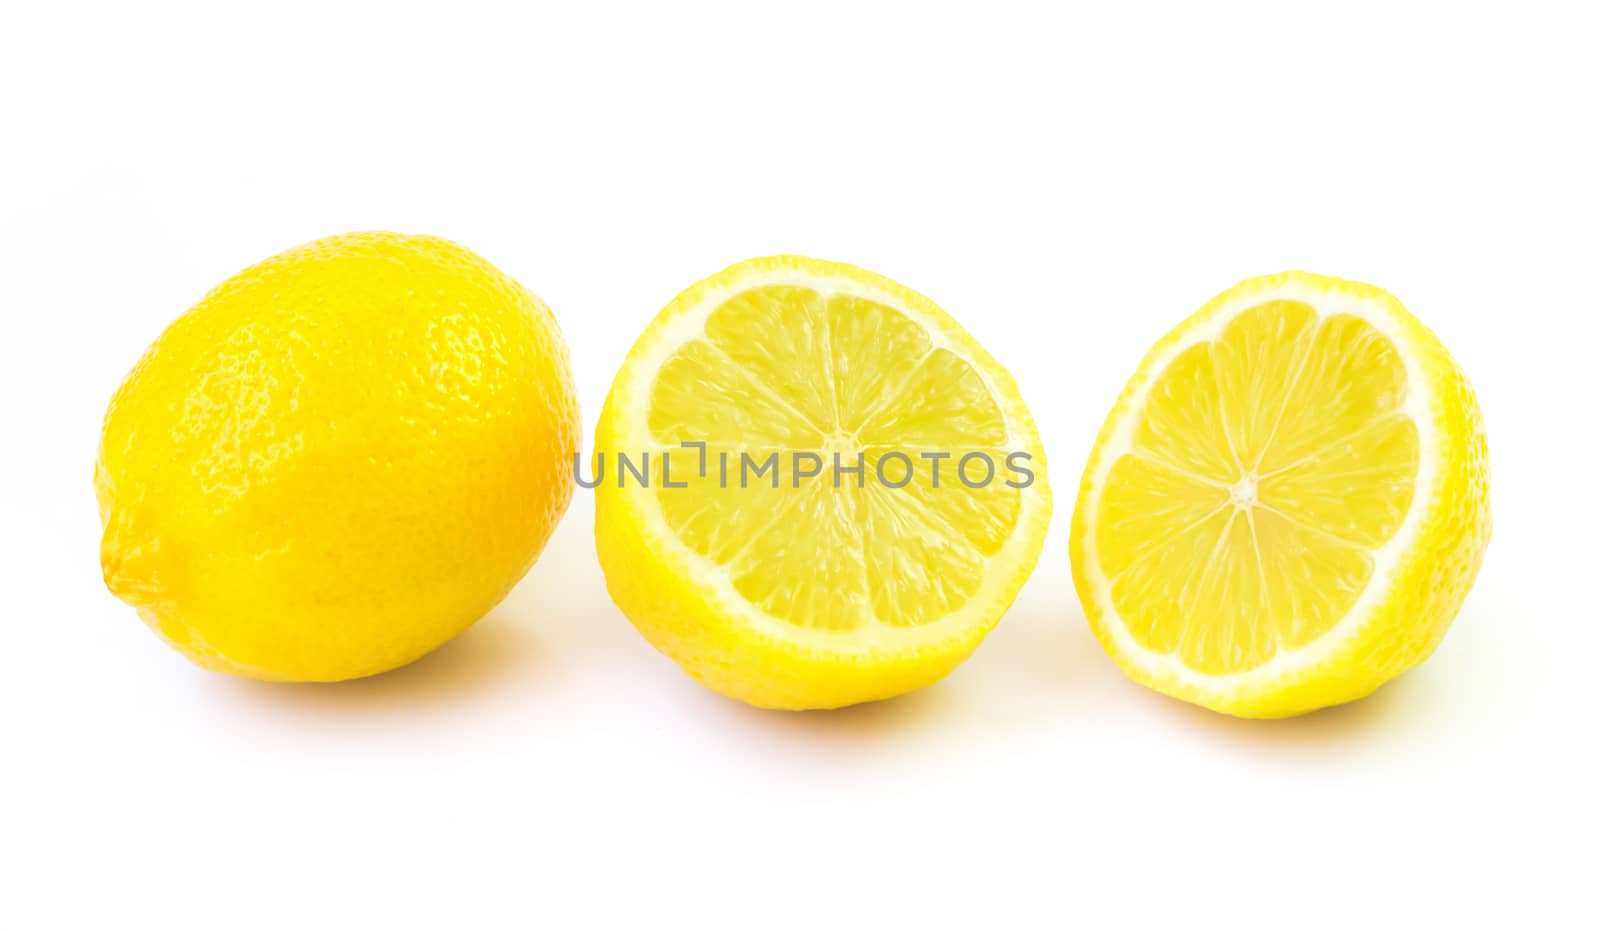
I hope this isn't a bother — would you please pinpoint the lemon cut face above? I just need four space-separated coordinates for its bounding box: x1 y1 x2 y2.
595 256 1052 709
1072 272 1489 718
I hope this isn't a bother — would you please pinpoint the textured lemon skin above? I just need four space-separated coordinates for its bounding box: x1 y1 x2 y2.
1070 272 1491 718
594 256 1051 710
97 232 578 681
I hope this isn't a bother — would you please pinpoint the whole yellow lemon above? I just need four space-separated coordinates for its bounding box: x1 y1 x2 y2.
96 232 579 681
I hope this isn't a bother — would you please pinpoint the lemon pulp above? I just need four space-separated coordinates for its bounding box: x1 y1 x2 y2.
1099 300 1419 676
645 283 1022 633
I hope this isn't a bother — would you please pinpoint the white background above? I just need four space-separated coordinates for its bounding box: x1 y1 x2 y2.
4 2 1596 927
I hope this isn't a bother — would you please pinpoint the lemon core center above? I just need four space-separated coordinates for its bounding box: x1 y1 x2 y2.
821 431 859 459
1227 473 1259 509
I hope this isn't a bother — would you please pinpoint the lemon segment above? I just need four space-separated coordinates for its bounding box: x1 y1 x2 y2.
1072 271 1489 717
595 256 1051 709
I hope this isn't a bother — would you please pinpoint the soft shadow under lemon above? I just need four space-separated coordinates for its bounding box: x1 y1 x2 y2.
216 611 542 718
1137 664 1439 755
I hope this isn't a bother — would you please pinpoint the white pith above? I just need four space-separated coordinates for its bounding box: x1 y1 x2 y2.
608 259 1052 656
1080 277 1439 695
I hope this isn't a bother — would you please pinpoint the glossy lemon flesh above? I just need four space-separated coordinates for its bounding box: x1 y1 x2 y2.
1072 272 1489 717
595 256 1051 709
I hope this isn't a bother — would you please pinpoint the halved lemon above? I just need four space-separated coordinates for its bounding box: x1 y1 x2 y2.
594 256 1052 709
1072 271 1490 718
